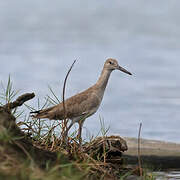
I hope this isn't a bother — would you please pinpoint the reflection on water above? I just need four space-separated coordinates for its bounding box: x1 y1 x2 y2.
1 0 180 142
155 171 180 180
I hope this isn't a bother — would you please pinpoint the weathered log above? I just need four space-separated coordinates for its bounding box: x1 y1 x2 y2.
83 136 128 165
3 93 35 110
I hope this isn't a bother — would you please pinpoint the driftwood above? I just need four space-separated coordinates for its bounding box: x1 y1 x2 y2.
3 93 35 110
84 136 128 165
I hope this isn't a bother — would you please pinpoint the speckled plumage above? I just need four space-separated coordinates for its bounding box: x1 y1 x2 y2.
34 86 100 121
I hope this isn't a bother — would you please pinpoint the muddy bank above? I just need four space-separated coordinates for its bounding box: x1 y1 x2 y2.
123 137 180 170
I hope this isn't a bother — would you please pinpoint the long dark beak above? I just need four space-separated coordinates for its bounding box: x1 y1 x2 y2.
118 65 132 75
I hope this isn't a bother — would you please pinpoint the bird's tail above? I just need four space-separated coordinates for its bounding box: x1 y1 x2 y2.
30 107 54 119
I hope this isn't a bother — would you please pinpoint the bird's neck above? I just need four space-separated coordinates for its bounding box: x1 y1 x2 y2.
96 68 112 91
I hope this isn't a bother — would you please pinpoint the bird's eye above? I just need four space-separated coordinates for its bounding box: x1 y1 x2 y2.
109 61 112 64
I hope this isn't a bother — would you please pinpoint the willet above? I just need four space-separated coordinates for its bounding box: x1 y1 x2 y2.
31 58 132 144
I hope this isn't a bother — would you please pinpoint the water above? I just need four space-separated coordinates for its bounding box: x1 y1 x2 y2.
0 0 180 143
155 171 180 180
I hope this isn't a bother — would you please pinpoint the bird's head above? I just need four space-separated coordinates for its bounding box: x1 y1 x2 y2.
104 58 132 75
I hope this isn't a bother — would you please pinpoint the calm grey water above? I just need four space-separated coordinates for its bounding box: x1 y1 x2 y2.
1 1 180 143
156 171 180 180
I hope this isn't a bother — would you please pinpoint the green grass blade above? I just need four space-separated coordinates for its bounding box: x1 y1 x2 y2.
48 85 61 104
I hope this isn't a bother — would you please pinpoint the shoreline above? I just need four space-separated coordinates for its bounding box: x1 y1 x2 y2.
124 137 180 156
123 137 180 170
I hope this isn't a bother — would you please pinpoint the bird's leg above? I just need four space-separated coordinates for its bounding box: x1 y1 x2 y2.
77 119 85 146
78 121 82 145
64 121 73 139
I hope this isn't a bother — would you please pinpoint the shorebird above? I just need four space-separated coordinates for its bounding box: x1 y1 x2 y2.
31 58 132 144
